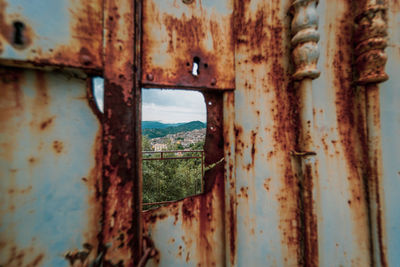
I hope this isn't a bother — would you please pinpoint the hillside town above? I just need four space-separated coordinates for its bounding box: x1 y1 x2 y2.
148 128 206 151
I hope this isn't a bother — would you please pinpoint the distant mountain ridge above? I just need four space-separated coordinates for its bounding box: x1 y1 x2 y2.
142 121 184 129
142 121 206 138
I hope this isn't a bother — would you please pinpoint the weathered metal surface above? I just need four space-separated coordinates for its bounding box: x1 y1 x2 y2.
354 1 389 266
1 0 400 266
101 0 142 265
141 0 235 90
311 0 372 265
290 1 320 265
0 67 102 266
0 0 103 70
233 0 302 265
376 0 400 266
143 92 225 266
223 90 236 266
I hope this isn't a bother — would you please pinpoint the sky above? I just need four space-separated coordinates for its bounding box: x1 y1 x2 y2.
93 78 206 123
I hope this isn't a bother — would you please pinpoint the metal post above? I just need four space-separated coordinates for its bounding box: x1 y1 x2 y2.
354 2 389 265
290 0 320 265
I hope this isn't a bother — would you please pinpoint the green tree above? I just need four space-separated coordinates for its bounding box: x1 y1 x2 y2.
142 135 152 151
142 140 204 210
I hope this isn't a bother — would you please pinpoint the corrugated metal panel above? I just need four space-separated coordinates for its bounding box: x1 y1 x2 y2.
0 0 103 70
0 67 102 266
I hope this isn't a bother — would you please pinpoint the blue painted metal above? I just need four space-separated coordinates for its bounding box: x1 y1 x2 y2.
0 68 102 266
379 1 400 266
0 0 103 69
0 0 399 266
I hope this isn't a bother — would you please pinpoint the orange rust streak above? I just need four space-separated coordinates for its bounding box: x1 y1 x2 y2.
101 0 140 265
235 0 302 264
142 92 225 266
141 0 234 89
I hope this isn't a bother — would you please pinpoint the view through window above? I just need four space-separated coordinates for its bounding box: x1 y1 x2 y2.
142 89 206 209
91 80 207 209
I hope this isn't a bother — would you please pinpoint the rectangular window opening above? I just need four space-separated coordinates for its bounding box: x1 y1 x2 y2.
142 88 207 210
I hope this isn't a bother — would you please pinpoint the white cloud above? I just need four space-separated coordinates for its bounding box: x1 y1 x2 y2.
142 89 206 123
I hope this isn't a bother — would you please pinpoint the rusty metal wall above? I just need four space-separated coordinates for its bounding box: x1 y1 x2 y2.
0 0 103 70
0 67 102 266
0 0 399 266
310 1 371 265
142 0 400 266
232 0 301 265
141 0 235 90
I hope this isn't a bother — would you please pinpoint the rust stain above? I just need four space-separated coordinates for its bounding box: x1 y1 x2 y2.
52 140 64 154
263 178 272 192
301 163 319 267
142 90 225 266
100 0 140 265
250 130 256 165
0 0 34 50
0 246 45 267
333 0 370 233
141 0 234 89
64 243 93 266
0 0 103 70
235 0 301 264
39 116 55 130
229 196 236 264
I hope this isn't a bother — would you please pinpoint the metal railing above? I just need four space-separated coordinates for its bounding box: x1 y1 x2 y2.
142 150 204 207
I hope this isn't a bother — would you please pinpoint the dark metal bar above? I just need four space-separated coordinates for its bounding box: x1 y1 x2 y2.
143 150 205 153
142 200 177 206
101 0 142 265
143 156 202 161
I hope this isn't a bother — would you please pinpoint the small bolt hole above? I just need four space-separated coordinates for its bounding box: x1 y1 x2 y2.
186 62 190 66
204 63 208 68
13 21 25 46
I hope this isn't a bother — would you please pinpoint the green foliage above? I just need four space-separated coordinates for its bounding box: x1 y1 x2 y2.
143 121 206 138
142 141 204 209
142 135 152 151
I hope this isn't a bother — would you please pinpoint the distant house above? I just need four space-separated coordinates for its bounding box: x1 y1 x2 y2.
153 143 167 151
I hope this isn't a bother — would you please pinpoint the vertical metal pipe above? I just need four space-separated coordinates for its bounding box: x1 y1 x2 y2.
290 1 320 265
366 84 386 266
354 1 389 265
298 78 314 152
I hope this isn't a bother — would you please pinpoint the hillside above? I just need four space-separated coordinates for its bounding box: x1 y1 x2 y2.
142 121 206 138
142 121 184 129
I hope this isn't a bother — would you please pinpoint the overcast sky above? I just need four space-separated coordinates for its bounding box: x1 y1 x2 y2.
93 78 206 123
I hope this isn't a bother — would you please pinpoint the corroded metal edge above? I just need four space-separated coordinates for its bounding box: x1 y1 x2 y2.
354 1 389 266
101 0 142 265
354 3 389 85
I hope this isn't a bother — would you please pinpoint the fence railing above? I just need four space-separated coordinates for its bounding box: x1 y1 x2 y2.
142 150 204 207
